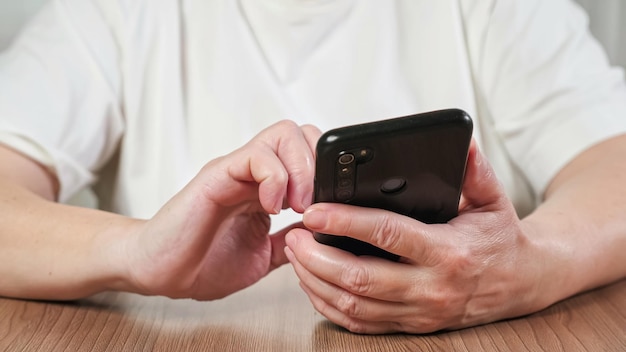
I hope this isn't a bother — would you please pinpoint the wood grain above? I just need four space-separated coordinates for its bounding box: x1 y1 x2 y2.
1 266 624 351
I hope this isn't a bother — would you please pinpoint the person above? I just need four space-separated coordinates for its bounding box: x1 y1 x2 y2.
1 0 625 334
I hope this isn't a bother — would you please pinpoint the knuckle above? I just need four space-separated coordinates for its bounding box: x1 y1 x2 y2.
340 264 372 295
256 120 300 148
300 123 322 136
442 246 477 280
429 291 458 312
449 245 471 264
344 319 368 334
371 214 403 252
415 317 447 334
413 288 466 331
336 291 362 317
272 167 289 184
272 119 300 135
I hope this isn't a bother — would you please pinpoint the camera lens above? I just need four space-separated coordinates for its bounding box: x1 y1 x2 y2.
338 178 352 188
335 189 353 201
338 153 355 165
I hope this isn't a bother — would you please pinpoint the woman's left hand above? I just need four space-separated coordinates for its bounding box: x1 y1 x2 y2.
285 142 546 334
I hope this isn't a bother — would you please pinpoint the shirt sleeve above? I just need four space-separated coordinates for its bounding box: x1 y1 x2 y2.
464 0 626 199
0 0 124 202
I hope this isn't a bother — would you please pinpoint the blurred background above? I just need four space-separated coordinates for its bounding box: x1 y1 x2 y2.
0 0 47 50
0 0 625 68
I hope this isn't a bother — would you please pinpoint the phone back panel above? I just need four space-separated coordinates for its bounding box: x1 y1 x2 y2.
313 109 473 260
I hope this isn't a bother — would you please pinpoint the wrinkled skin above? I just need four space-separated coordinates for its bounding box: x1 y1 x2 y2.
285 142 543 334
123 121 321 300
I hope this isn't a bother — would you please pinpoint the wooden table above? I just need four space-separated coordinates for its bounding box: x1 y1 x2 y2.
1 266 624 351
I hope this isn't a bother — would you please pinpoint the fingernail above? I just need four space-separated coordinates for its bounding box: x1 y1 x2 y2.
273 198 282 215
303 208 327 230
474 146 483 166
285 231 297 247
284 246 295 261
301 193 313 210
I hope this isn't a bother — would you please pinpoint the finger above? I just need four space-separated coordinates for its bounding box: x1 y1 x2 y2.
227 143 289 214
226 120 316 214
257 120 317 213
302 203 447 262
289 249 464 334
268 222 306 270
285 246 414 324
285 229 422 302
297 281 402 335
459 140 508 210
300 124 322 155
299 124 322 208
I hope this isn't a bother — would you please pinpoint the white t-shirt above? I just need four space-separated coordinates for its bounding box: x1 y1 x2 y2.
1 0 626 229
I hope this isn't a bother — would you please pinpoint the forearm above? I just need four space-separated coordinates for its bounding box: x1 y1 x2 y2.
0 179 140 300
522 135 626 310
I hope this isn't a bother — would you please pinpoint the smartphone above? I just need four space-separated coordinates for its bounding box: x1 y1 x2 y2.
313 109 473 261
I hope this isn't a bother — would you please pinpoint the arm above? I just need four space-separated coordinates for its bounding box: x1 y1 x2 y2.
284 134 626 334
0 121 319 301
284 0 626 334
0 144 133 300
525 134 626 307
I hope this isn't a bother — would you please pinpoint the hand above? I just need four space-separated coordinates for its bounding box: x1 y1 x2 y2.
285 141 543 334
120 120 321 300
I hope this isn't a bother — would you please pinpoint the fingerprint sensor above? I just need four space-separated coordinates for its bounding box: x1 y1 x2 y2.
380 178 406 194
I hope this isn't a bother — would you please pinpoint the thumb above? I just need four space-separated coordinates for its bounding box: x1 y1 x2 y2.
459 140 507 211
269 222 307 270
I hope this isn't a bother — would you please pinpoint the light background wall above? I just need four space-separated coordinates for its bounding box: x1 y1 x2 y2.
576 0 626 69
0 0 625 67
0 0 47 50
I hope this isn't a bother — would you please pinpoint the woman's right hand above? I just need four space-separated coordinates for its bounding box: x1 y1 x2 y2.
118 120 321 300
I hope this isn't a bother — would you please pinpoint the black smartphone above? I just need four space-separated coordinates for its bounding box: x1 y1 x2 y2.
313 109 473 261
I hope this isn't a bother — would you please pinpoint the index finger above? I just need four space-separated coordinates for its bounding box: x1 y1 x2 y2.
253 120 319 213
